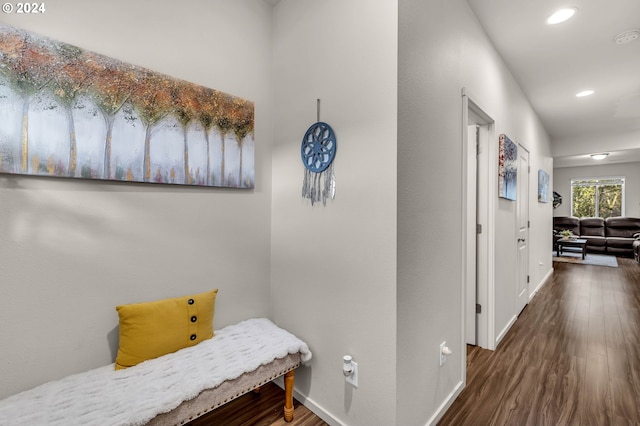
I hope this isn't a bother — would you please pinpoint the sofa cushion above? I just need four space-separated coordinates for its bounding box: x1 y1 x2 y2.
586 245 607 254
605 217 640 238
608 246 634 256
553 216 580 236
581 235 607 248
606 237 636 250
580 217 605 237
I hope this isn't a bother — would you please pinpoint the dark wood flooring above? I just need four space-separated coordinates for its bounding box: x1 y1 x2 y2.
185 382 328 426
439 257 640 426
184 257 640 425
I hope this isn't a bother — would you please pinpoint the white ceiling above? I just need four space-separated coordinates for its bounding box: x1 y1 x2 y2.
265 1 639 167
466 0 640 167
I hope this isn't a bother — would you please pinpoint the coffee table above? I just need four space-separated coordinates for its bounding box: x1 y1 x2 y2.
556 238 587 260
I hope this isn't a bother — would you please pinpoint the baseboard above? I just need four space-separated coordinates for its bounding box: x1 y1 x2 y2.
530 267 554 301
276 378 465 426
292 388 346 426
495 267 553 348
424 380 464 426
495 314 517 347
495 268 553 348
273 378 346 426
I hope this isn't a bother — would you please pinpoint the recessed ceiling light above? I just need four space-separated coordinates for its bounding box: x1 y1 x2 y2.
590 153 609 160
546 8 577 25
576 90 594 97
615 29 639 44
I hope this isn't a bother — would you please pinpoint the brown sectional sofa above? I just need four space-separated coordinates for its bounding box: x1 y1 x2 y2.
553 216 640 259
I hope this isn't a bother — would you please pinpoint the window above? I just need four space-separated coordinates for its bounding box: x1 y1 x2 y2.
571 177 625 218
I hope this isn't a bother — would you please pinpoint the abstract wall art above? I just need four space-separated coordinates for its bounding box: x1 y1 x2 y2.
0 24 254 188
498 133 517 201
538 169 549 203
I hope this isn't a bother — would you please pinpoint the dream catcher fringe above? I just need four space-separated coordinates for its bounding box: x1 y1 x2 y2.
300 99 337 206
302 162 335 206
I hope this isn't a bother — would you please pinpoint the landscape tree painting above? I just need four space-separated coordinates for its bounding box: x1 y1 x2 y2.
498 133 517 201
0 24 255 188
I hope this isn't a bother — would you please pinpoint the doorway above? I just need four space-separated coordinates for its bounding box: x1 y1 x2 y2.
462 89 495 350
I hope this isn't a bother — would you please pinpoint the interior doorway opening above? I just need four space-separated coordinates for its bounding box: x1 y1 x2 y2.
462 89 495 357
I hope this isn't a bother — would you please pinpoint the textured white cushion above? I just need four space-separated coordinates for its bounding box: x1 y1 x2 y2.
0 318 312 426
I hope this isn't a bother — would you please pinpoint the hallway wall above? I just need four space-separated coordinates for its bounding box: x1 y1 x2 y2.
270 1 399 425
398 1 553 423
0 0 275 399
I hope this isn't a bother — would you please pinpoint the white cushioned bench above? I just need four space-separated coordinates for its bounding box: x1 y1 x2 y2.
0 318 312 426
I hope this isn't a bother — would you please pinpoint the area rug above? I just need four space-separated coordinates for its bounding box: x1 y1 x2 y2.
553 251 618 268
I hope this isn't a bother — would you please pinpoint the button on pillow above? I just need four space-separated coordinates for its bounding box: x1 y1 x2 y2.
115 289 218 370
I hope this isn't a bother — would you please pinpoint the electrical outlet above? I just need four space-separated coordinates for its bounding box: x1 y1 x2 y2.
345 360 358 388
439 341 447 366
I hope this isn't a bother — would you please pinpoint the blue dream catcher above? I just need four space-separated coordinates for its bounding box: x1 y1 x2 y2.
301 100 337 205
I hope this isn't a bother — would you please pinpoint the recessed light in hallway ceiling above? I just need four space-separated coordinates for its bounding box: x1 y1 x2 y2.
466 0 640 143
546 7 577 25
576 90 594 98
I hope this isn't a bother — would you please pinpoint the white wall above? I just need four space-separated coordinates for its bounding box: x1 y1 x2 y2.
397 0 553 424
552 129 640 158
270 1 398 425
553 162 640 218
531 156 555 294
0 0 274 399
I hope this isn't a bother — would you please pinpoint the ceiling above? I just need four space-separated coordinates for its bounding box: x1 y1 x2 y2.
466 0 640 167
265 1 639 167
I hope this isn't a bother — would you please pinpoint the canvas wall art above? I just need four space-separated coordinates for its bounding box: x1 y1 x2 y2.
538 169 549 203
498 133 517 201
0 24 254 188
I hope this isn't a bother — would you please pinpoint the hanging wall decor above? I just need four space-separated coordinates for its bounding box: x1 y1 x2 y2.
538 169 549 203
498 133 517 201
0 24 255 188
301 99 336 206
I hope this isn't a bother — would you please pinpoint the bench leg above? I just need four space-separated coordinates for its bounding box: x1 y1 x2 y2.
284 370 295 422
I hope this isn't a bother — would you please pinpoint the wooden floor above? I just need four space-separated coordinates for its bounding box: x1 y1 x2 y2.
439 257 640 426
186 382 328 426
184 257 640 425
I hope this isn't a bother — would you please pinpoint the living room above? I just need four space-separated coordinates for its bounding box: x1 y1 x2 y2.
553 162 640 265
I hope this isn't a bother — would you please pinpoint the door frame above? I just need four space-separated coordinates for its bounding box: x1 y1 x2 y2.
516 144 530 315
461 88 497 360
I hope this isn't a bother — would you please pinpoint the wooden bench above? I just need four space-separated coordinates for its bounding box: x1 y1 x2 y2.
0 319 311 426
148 353 300 425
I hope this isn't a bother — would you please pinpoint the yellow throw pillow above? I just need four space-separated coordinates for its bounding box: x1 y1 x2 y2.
115 289 218 370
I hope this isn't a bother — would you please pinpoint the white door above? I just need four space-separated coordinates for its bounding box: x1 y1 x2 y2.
464 96 492 348
516 146 529 314
475 123 489 347
465 125 478 345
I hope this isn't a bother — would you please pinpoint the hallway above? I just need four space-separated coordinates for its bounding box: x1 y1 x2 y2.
439 258 640 425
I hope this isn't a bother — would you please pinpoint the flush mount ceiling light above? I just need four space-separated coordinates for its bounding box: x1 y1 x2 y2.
546 7 577 25
576 90 594 97
590 153 609 160
615 29 640 44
